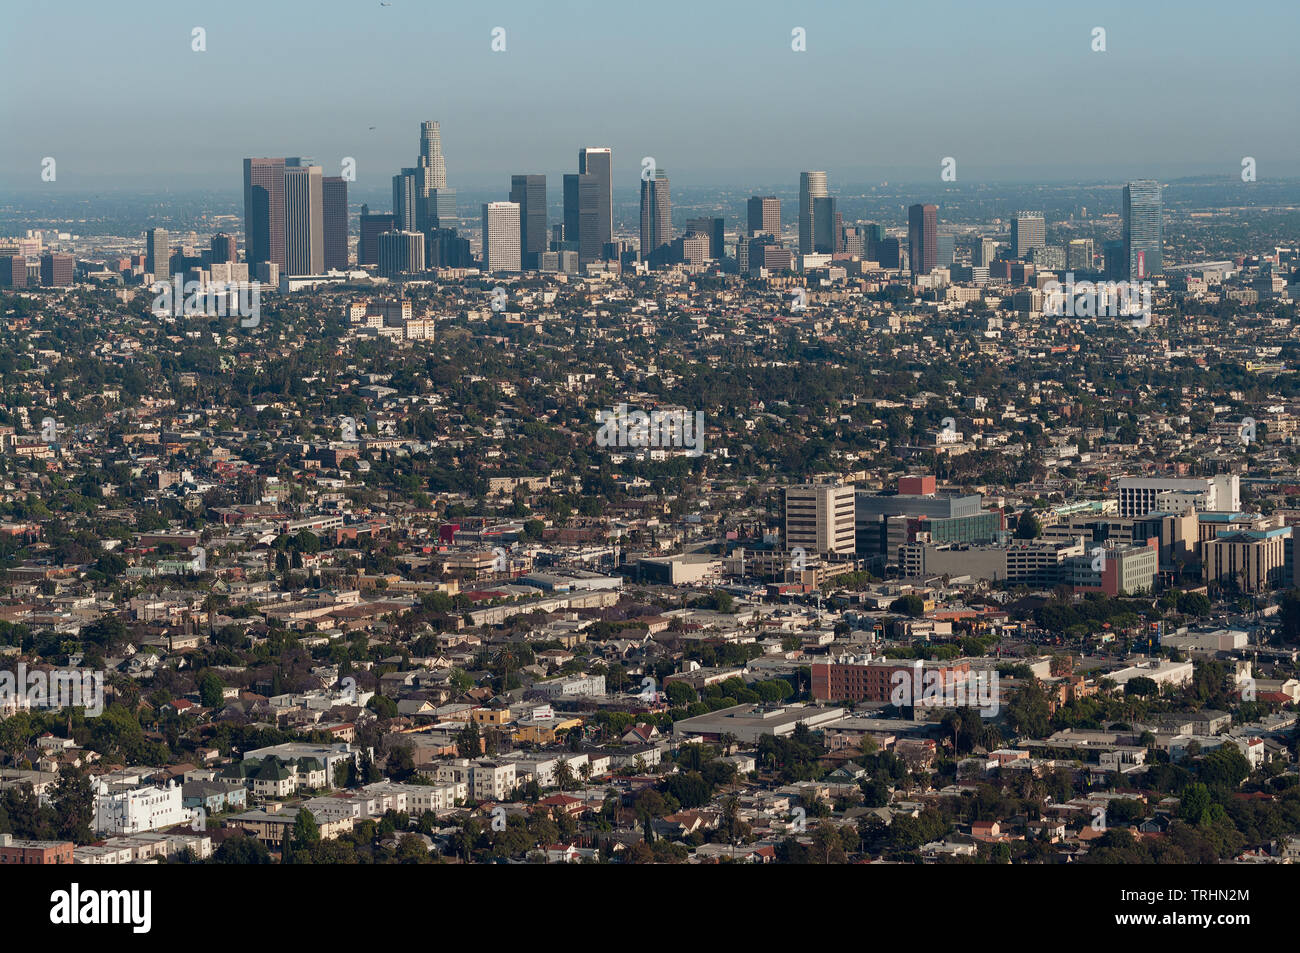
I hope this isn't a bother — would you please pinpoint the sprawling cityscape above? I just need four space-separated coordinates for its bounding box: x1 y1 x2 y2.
1 1 1298 927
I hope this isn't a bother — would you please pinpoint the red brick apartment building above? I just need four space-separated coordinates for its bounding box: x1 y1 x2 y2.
0 834 74 864
811 656 972 703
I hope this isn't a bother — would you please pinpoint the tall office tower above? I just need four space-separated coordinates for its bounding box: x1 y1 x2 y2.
392 168 420 232
426 228 472 269
509 175 547 269
322 176 349 270
422 189 457 231
562 175 581 252
908 203 938 276
974 237 997 267
1103 240 1126 280
40 253 74 287
798 171 828 255
877 237 902 270
210 233 236 264
1011 212 1046 260
1123 180 1163 279
283 164 324 276
842 227 865 258
675 232 710 266
639 168 672 260
563 172 602 266
686 217 724 260
937 233 955 268
1066 238 1095 271
481 202 522 273
243 157 288 270
359 210 397 266
784 482 856 556
812 196 838 254
146 228 171 279
377 230 424 277
0 256 25 288
748 196 781 237
578 147 613 254
418 120 447 191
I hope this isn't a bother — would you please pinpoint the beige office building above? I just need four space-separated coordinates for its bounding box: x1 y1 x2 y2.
784 482 855 556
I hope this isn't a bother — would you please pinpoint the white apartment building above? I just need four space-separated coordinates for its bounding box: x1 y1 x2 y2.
470 760 516 801
93 780 193 835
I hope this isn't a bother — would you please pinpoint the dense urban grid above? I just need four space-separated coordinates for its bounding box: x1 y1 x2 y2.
2 116 1300 868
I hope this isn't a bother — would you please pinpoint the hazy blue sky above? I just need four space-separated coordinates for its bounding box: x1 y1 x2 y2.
2 0 1297 193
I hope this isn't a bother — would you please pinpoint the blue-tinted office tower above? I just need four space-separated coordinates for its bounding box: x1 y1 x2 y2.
1123 180 1162 280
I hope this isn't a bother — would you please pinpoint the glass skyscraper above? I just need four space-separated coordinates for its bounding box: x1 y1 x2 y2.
510 174 547 270
799 171 828 256
1123 180 1163 280
578 147 612 256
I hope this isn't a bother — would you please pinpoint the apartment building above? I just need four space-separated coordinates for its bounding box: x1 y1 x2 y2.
811 656 972 703
0 834 74 865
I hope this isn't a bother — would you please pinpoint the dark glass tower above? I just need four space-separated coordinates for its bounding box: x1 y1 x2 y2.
578 147 612 255
322 176 349 271
564 172 601 266
510 174 547 270
639 169 671 261
243 157 287 269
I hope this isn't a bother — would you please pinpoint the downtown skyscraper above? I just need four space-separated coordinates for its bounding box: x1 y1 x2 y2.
509 174 547 270
322 176 349 271
799 171 828 255
482 201 522 273
418 120 456 233
392 168 420 233
908 203 938 276
1012 212 1045 260
578 147 612 256
813 196 840 254
419 120 447 192
359 207 397 266
284 162 324 276
1123 180 1163 279
747 196 780 237
146 227 170 279
639 168 672 262
243 157 288 270
563 172 600 266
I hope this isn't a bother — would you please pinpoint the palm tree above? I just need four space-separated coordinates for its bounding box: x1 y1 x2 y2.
555 759 575 792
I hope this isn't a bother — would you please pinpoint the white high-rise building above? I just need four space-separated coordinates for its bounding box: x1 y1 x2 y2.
481 202 522 274
1012 212 1045 261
